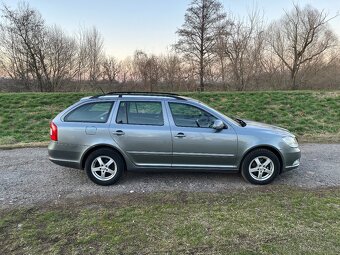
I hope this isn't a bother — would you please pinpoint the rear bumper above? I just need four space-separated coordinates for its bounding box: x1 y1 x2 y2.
49 158 81 169
48 141 84 169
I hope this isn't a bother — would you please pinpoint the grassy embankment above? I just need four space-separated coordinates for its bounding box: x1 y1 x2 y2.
0 90 339 147
0 188 339 254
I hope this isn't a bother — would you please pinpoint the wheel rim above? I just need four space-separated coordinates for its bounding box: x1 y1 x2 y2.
249 156 274 181
91 156 117 181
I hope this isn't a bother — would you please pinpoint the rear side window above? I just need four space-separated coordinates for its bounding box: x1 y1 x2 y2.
116 101 164 126
64 102 113 123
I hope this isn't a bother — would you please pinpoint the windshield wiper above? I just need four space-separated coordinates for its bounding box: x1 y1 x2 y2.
233 117 247 127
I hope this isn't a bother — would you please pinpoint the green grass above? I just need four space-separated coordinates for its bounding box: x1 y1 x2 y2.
1 188 339 254
0 90 339 146
0 92 90 145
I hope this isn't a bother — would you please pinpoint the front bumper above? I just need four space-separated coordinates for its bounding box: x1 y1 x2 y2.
281 147 301 172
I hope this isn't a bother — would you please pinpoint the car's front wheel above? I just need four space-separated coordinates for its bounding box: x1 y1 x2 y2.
241 149 280 185
85 148 124 186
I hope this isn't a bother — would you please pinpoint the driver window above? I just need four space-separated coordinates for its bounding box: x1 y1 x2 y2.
169 102 217 128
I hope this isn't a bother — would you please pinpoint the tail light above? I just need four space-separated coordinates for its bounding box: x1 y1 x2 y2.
50 122 58 141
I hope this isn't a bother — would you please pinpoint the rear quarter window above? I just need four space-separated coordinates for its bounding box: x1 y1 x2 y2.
64 102 114 123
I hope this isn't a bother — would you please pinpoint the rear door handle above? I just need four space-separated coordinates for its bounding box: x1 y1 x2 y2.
175 132 186 138
112 130 125 136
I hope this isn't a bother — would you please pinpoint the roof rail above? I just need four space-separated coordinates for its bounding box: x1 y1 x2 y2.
90 91 186 100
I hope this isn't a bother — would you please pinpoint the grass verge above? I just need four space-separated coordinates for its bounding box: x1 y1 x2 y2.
0 90 339 146
1 187 339 254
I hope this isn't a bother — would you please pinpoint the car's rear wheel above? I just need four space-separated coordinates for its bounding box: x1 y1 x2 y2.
85 148 124 186
241 149 280 185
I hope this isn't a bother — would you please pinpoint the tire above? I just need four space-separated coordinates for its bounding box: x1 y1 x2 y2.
85 148 124 186
241 149 280 185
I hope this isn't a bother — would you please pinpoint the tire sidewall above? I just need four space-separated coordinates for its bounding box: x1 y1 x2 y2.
85 148 124 186
241 149 280 185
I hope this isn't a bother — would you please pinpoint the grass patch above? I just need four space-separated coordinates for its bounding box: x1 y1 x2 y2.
0 90 339 146
0 187 339 254
0 92 90 145
185 91 340 142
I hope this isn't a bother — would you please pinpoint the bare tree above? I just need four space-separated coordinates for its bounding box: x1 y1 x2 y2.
175 0 226 91
216 8 265 91
102 56 121 84
118 57 133 84
260 50 287 90
85 27 104 84
0 24 31 90
213 28 229 90
0 2 48 91
1 1 340 92
45 25 77 91
133 51 148 86
74 27 89 85
0 2 78 91
160 53 183 91
268 4 338 89
133 51 161 91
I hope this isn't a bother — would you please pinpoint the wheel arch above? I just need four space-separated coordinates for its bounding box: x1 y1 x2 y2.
239 145 284 173
81 144 127 170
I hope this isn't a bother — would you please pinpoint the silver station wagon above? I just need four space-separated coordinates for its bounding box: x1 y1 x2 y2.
48 92 301 185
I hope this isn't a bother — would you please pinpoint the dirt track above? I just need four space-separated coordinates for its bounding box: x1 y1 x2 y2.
0 143 339 208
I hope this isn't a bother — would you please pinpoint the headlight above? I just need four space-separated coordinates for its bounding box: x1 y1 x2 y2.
282 136 298 148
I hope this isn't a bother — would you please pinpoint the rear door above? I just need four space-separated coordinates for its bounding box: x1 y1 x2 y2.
109 100 172 167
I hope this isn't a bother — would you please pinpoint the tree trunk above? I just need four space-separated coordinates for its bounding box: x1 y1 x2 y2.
199 56 204 92
291 69 298 90
220 58 227 91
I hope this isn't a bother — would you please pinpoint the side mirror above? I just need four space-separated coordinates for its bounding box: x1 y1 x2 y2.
212 119 225 130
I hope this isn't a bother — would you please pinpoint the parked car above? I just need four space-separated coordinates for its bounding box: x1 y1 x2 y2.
48 92 301 185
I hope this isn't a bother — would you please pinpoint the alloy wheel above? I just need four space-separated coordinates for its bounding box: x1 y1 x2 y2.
91 156 117 181
248 156 274 181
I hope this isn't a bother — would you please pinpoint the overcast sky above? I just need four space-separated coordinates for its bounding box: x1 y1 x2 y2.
1 0 340 59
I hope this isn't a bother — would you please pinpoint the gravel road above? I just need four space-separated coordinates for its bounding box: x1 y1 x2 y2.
0 143 339 208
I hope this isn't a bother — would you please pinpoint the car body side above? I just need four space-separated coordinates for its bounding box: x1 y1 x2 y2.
48 96 301 173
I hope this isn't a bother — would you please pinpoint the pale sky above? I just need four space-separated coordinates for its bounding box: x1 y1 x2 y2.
1 0 340 59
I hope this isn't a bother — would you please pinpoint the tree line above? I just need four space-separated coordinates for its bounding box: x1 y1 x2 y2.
0 0 339 92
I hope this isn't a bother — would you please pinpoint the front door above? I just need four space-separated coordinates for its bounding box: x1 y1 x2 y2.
110 100 172 167
167 102 238 169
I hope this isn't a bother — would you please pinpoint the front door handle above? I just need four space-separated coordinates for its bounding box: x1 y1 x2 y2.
112 130 125 136
175 132 186 138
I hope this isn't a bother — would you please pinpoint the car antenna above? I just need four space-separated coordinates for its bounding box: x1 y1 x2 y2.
99 86 105 94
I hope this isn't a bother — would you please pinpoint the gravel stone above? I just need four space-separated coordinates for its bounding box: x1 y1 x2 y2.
0 143 339 208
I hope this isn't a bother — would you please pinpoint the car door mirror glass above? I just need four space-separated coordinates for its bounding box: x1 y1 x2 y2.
212 119 224 130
